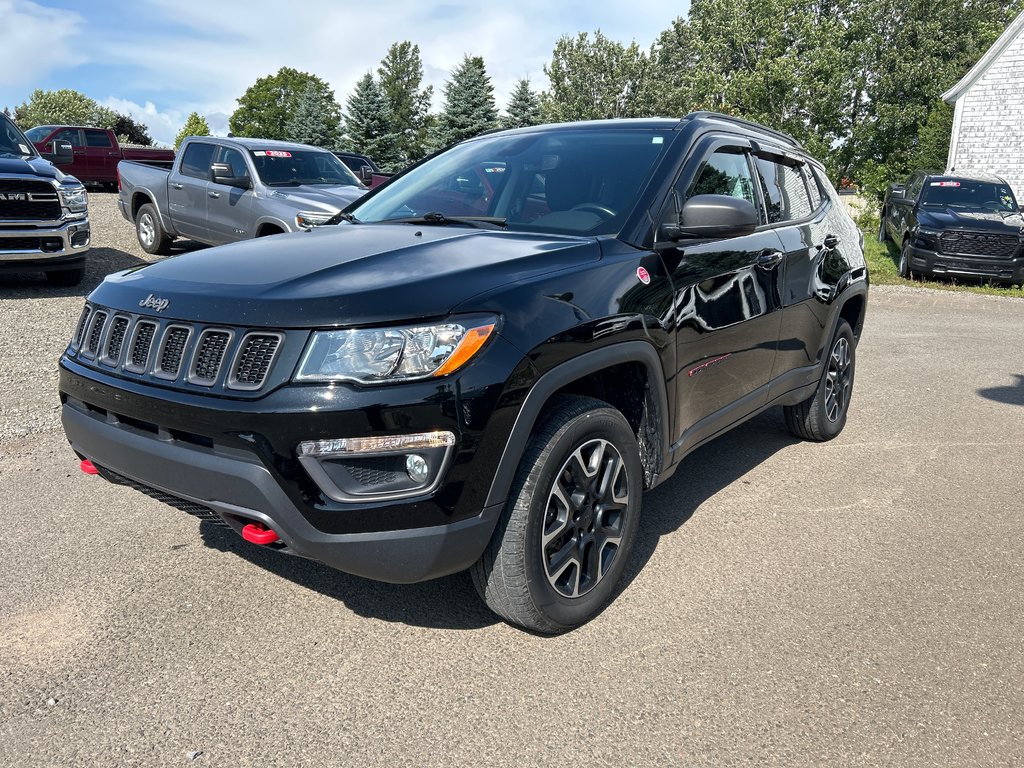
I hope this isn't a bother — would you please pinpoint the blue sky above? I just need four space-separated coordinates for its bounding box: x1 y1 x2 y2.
0 0 690 146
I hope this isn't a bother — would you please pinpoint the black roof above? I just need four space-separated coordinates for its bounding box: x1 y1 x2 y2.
924 170 1008 185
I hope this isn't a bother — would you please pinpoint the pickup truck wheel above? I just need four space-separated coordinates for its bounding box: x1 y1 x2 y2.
877 211 888 243
898 243 912 278
471 395 642 634
783 319 855 442
45 267 84 286
135 203 173 255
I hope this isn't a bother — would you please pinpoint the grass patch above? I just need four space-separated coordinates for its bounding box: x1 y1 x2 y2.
862 228 1024 298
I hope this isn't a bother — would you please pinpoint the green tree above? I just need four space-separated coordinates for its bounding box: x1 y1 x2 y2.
14 88 114 128
174 112 211 150
432 55 499 150
377 41 434 164
341 72 403 170
503 78 541 129
284 83 340 147
229 67 341 140
908 101 954 174
539 31 651 122
111 113 153 146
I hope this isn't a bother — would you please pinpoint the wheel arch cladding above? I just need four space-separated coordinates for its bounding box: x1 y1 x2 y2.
838 292 867 341
484 341 670 509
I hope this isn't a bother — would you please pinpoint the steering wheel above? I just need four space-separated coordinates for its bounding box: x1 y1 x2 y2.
570 203 617 219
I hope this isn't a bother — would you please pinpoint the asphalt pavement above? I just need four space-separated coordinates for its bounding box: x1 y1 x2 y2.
1 193 1022 766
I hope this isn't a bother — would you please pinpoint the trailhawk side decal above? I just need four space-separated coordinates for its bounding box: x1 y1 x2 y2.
688 353 732 377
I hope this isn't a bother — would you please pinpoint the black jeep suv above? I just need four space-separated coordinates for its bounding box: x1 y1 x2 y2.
880 171 1024 283
60 113 867 633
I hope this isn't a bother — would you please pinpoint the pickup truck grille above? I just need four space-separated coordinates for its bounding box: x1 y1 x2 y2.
69 303 287 394
938 231 1020 259
0 180 61 221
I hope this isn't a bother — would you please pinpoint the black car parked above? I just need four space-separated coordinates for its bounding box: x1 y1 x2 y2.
60 113 867 633
880 171 1024 283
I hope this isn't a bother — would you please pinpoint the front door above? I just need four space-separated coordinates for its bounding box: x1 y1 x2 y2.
168 141 215 242
206 145 254 243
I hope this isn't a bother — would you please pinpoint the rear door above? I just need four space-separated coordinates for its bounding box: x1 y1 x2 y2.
206 145 255 243
168 140 215 242
82 129 119 183
663 138 785 448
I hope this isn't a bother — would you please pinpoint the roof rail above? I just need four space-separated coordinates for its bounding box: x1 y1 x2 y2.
685 111 801 148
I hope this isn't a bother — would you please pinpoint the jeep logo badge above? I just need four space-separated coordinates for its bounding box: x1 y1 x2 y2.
139 294 170 313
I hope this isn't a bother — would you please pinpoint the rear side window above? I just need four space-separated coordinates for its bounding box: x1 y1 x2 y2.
754 156 813 223
180 142 215 180
84 129 112 148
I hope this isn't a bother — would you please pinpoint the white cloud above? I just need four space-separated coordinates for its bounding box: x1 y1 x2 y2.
0 0 83 87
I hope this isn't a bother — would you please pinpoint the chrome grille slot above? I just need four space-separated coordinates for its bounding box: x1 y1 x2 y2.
229 333 283 390
101 316 130 367
126 321 158 373
84 311 108 357
72 306 92 349
188 330 232 385
154 325 192 380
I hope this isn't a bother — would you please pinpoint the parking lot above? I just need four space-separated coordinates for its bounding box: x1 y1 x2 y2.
1 192 1023 766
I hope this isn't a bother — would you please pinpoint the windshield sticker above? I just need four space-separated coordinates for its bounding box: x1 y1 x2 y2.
652 136 664 144
264 150 292 158
930 181 960 187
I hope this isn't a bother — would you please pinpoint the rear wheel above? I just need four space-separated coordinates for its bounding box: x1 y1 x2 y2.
472 395 642 634
784 320 856 442
135 203 173 255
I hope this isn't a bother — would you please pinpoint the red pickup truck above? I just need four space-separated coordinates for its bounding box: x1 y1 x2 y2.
25 125 174 186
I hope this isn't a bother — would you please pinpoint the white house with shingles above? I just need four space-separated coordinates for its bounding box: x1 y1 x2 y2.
942 11 1024 198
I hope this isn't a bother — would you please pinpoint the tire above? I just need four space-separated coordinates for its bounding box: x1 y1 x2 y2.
135 203 173 255
877 210 888 243
45 267 84 286
898 242 912 279
783 319 856 442
471 395 643 634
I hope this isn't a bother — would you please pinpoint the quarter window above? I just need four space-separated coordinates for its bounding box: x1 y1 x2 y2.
180 142 216 180
754 156 813 223
804 166 823 210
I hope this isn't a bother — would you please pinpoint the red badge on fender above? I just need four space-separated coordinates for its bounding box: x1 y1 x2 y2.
636 266 651 284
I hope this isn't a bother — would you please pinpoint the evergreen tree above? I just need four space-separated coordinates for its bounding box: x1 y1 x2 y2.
503 78 541 129
111 113 153 146
342 73 403 170
432 55 499 150
174 112 211 150
230 67 341 141
284 83 340 147
377 42 434 164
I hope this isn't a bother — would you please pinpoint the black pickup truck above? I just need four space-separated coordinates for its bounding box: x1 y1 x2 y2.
59 113 867 633
880 171 1024 283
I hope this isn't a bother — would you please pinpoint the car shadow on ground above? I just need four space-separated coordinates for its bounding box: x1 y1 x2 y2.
199 408 800 633
977 373 1024 406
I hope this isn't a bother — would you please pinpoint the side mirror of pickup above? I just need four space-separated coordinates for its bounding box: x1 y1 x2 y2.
888 184 906 201
42 140 73 165
211 163 252 189
359 166 373 183
659 194 759 245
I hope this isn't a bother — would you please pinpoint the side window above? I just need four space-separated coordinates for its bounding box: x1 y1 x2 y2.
84 129 112 148
180 142 215 180
908 174 925 199
803 166 823 210
216 146 249 180
687 149 758 207
53 129 83 147
754 156 813 223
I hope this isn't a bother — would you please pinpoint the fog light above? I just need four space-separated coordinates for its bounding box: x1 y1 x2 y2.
406 454 429 483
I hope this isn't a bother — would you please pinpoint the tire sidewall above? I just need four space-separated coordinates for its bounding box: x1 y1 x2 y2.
518 408 643 630
814 321 856 439
135 204 162 254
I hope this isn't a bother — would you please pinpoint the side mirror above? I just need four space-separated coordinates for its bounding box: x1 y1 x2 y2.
42 139 73 165
662 194 759 242
211 163 251 189
359 166 373 183
889 184 906 200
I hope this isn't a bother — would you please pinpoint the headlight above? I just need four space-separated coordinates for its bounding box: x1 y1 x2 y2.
59 186 88 212
295 317 497 383
295 211 333 229
916 227 941 237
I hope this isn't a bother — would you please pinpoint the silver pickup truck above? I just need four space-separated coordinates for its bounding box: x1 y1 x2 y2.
117 136 368 254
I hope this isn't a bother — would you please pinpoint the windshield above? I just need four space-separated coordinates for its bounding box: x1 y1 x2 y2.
349 127 675 236
24 126 55 142
0 115 37 157
248 149 363 187
921 179 1018 212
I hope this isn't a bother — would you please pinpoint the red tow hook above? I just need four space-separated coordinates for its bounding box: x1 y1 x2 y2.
241 522 280 545
80 459 99 475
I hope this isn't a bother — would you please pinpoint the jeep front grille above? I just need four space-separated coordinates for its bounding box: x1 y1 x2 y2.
66 303 288 394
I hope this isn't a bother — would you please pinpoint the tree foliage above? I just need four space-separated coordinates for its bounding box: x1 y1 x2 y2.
503 78 541 129
110 113 153 146
341 73 404 170
15 88 115 129
174 112 211 150
432 55 499 150
539 31 651 122
230 67 341 141
377 41 434 163
284 83 339 147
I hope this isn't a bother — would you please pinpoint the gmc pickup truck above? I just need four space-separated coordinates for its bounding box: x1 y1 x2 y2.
26 125 174 187
61 113 867 632
1 112 91 285
118 136 368 254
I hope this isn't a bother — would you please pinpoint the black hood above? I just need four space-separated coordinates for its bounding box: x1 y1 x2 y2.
89 223 601 327
0 154 77 184
917 206 1024 234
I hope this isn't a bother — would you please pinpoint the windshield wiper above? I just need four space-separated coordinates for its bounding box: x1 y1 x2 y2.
382 212 508 230
324 211 361 225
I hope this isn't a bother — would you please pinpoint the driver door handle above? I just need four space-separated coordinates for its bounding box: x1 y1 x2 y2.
170 182 184 190
755 250 784 268
208 190 221 199
822 234 840 249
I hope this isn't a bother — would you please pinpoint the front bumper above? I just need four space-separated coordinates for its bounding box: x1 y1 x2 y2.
906 243 1024 283
0 216 90 270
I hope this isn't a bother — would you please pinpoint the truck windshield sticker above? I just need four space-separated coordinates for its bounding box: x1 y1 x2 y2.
930 181 960 187
264 150 291 158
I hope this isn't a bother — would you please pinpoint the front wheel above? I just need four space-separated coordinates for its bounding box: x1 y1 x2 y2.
471 396 642 634
898 243 912 279
783 320 856 442
877 210 888 243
